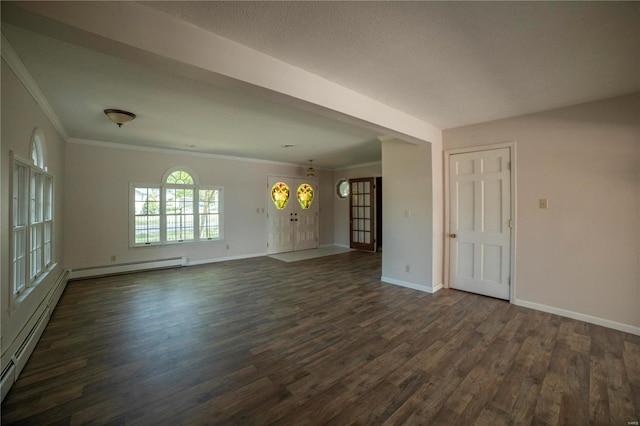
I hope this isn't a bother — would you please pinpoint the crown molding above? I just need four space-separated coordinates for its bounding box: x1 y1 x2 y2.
334 161 382 171
1 34 69 140
66 137 320 168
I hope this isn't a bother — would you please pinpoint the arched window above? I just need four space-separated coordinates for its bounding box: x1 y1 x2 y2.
131 167 222 246
30 129 47 170
166 170 194 185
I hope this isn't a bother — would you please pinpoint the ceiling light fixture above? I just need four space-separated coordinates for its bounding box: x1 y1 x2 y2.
306 160 315 177
104 109 136 127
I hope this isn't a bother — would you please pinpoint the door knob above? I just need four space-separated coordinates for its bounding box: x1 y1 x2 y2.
450 233 457 238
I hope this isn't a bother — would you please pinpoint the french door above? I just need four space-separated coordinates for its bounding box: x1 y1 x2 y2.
350 177 375 251
267 175 318 254
449 148 512 300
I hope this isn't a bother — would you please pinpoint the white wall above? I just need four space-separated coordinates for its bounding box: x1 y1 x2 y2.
381 139 439 292
443 93 640 330
64 141 334 269
1 60 66 354
332 162 382 247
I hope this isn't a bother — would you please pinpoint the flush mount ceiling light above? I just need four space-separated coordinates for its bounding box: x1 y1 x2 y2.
104 109 136 127
306 160 315 177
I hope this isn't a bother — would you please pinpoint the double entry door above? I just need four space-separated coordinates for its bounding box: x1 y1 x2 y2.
267 175 318 254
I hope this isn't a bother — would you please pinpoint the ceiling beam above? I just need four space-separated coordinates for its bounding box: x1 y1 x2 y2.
1 1 441 146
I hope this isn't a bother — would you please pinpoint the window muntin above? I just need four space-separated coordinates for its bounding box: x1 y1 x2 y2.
131 169 222 246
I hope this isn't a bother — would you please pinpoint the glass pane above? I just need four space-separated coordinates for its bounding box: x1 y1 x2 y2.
166 170 194 184
271 182 290 210
297 183 314 209
364 194 370 206
364 181 370 193
365 232 370 244
199 189 219 214
337 180 349 198
44 176 53 221
13 162 28 227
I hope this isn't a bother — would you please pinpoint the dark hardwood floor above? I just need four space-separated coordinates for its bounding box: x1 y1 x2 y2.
2 251 639 425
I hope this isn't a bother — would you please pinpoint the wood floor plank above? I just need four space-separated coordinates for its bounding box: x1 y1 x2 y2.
2 251 639 425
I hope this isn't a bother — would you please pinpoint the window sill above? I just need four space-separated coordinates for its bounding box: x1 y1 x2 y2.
11 262 58 312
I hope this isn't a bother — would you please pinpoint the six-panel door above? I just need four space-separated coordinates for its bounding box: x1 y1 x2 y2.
449 148 512 300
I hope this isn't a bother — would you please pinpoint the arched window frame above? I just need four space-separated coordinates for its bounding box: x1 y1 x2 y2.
130 167 223 246
30 128 48 171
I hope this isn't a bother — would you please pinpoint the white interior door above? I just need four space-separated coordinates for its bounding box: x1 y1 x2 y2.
267 176 318 254
449 148 511 300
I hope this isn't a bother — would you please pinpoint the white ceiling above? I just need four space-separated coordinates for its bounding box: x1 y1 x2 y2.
144 1 639 129
2 1 638 168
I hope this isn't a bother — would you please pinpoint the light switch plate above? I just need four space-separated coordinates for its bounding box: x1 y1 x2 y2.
539 198 549 209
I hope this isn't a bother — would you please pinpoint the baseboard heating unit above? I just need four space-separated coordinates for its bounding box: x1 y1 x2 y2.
1 270 69 402
69 257 187 280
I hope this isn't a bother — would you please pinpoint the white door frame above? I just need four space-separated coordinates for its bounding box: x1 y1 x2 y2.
266 174 319 254
443 142 517 303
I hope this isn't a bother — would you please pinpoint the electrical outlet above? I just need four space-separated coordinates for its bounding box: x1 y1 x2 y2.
226 244 230 250
405 265 410 273
110 255 116 263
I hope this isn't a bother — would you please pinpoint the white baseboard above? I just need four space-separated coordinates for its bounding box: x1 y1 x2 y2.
381 276 442 294
69 257 186 280
332 243 351 249
514 299 640 336
187 252 266 266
